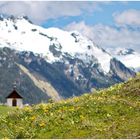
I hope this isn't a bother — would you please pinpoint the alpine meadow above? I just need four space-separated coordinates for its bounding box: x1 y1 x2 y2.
0 1 140 139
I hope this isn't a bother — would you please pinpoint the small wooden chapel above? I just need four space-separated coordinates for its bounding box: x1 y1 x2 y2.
6 87 23 108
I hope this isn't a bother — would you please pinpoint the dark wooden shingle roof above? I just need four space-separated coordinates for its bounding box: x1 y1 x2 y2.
6 90 23 99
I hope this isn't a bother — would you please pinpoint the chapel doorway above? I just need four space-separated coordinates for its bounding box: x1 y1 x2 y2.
12 99 17 106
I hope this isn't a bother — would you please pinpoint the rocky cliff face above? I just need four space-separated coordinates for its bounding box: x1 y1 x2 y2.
0 47 135 104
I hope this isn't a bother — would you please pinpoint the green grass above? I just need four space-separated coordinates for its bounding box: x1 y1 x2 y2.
0 105 15 116
0 74 140 139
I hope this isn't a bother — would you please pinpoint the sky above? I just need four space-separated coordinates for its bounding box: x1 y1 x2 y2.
0 1 140 53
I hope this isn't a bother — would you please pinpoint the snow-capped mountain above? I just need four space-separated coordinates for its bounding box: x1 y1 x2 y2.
108 48 140 72
0 16 136 104
0 15 112 73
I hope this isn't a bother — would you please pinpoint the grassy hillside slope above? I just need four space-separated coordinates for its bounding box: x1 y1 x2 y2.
0 105 15 117
0 74 140 139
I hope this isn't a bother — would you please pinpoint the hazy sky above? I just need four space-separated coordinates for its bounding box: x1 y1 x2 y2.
0 1 140 52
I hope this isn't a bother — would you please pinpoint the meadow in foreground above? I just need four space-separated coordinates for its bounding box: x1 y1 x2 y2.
0 74 140 139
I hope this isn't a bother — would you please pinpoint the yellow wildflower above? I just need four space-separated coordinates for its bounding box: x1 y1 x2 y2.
39 103 47 112
23 106 32 113
30 115 36 121
50 113 53 116
84 93 89 97
112 95 116 100
45 109 49 114
107 113 111 117
69 107 74 111
80 115 85 120
39 121 46 127
122 117 125 121
74 97 79 102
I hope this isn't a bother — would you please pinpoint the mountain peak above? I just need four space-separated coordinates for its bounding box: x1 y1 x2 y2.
0 16 135 75
0 14 32 24
117 48 135 56
17 15 33 23
108 48 140 72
